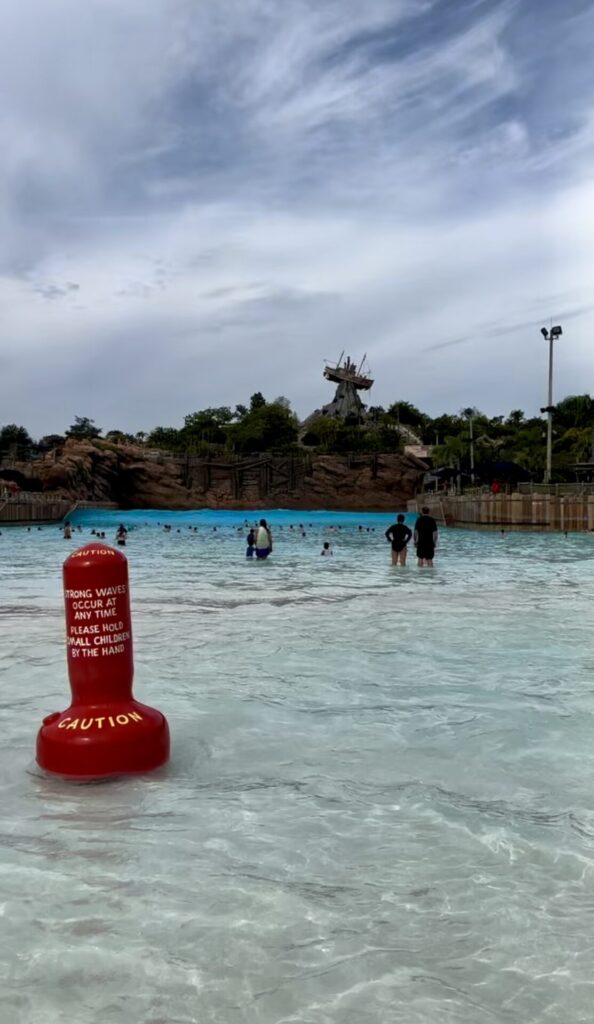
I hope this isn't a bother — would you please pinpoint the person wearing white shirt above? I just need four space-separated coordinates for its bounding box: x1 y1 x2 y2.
255 518 272 560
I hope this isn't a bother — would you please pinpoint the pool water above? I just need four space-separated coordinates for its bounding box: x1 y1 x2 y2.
1 509 594 1023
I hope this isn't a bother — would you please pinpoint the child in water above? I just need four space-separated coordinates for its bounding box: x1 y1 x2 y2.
321 542 333 556
246 528 256 558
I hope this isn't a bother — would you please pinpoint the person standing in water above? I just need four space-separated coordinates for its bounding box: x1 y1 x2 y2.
321 541 333 556
255 518 273 560
414 506 438 567
385 514 412 566
63 521 72 540
246 527 256 559
115 523 128 546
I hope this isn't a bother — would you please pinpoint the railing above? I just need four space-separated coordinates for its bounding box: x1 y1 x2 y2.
0 489 67 502
421 482 594 498
0 493 73 524
516 483 594 496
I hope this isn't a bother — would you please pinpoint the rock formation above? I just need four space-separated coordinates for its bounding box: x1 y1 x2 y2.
6 440 426 512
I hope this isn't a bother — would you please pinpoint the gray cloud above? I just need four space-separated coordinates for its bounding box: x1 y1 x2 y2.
0 0 594 435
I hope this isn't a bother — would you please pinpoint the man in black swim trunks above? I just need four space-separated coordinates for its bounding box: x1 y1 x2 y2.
414 506 438 567
385 513 412 566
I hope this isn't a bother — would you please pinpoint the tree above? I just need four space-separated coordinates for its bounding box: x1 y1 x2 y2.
146 426 182 450
234 404 248 421
105 430 135 444
249 392 266 412
184 407 233 430
38 433 65 451
432 434 467 468
553 426 592 464
301 415 341 449
0 424 34 453
554 395 594 431
386 401 426 430
507 409 525 426
430 414 464 442
66 416 102 440
182 407 233 447
460 406 483 423
231 402 298 453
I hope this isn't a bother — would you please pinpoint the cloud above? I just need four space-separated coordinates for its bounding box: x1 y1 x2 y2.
0 0 593 434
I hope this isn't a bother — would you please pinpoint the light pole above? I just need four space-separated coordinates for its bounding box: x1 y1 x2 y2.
540 324 563 486
461 407 478 485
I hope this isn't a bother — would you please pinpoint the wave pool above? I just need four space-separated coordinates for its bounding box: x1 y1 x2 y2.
2 508 594 1023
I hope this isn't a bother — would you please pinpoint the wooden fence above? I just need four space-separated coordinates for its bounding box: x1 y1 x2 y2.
0 493 73 524
408 493 594 532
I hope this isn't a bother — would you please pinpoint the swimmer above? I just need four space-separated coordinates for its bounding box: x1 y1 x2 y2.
321 541 333 556
63 521 72 540
255 518 272 560
115 523 128 546
385 514 412 566
246 528 256 558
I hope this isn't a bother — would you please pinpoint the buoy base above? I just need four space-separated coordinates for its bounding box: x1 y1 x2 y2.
36 700 170 779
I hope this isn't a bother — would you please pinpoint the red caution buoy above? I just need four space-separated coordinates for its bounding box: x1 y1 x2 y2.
36 543 170 779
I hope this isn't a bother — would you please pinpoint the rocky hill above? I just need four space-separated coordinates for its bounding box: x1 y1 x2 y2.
4 440 426 511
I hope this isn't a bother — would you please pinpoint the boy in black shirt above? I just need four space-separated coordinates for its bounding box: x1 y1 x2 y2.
385 514 412 566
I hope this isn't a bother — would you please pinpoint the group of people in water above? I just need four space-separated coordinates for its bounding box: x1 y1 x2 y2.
246 519 273 559
62 521 128 545
57 512 439 566
241 510 438 566
385 507 439 567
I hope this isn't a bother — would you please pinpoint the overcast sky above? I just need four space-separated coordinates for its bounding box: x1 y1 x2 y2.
1 0 594 436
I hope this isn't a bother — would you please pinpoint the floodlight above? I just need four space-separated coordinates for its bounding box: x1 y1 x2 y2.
540 327 548 338
551 325 563 337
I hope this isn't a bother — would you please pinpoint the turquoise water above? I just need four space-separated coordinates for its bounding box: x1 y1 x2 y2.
2 509 594 1023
